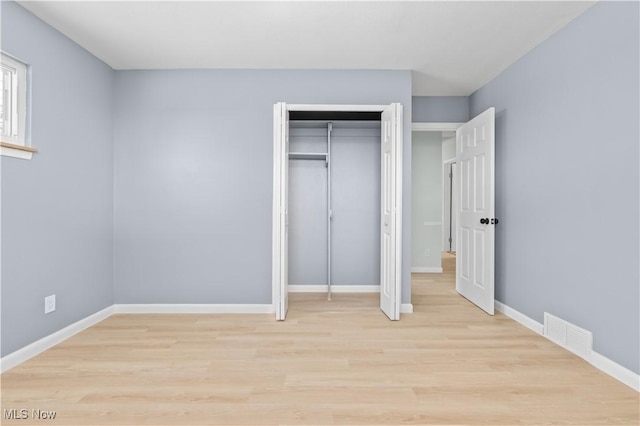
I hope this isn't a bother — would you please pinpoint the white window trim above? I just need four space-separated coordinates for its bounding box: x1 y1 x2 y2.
1 52 34 160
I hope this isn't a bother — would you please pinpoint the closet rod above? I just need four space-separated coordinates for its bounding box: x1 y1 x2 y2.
327 122 333 301
289 152 327 160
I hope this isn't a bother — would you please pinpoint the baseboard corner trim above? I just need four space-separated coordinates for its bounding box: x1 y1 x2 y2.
411 267 443 273
0 305 115 373
590 351 640 392
400 303 414 314
113 304 275 314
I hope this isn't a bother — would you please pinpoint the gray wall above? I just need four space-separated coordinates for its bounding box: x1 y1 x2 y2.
289 124 381 286
1 2 114 356
113 70 412 304
411 132 442 270
471 1 639 373
331 127 381 286
412 96 469 123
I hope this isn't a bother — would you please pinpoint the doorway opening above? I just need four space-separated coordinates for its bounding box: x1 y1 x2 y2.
411 108 496 316
411 128 458 274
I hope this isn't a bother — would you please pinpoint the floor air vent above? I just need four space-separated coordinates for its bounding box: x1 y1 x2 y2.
544 313 593 360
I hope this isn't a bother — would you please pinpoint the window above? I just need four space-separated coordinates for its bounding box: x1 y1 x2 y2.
1 52 35 159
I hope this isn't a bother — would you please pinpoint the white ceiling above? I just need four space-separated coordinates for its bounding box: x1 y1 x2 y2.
17 0 595 96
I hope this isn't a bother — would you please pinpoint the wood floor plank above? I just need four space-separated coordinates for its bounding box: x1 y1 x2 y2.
1 254 638 425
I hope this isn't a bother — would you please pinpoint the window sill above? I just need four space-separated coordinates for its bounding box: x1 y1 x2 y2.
1 141 37 160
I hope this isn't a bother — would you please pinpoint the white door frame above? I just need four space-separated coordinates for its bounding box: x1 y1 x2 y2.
274 103 403 319
411 123 463 132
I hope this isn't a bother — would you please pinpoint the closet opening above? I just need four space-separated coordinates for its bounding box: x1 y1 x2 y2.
273 103 403 321
288 120 381 302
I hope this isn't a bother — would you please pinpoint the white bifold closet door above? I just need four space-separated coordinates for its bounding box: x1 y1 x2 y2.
380 103 402 320
272 103 289 320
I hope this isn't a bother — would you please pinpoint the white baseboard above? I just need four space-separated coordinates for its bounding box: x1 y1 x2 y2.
411 267 443 273
0 304 273 372
495 300 639 392
590 351 640 392
3 300 423 373
0 305 114 373
400 303 414 314
495 301 544 335
289 285 380 293
114 304 275 314
14 300 635 392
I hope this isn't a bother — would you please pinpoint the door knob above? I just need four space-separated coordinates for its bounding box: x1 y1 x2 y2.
480 218 489 225
491 218 499 225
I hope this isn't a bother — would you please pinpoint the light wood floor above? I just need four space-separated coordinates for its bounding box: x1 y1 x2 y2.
2 254 638 425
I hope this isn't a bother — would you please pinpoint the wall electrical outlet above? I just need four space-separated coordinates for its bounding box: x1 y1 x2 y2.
44 295 56 314
424 249 430 257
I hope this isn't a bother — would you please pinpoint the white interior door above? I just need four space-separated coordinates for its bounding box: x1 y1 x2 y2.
456 107 495 314
380 103 402 320
273 102 289 320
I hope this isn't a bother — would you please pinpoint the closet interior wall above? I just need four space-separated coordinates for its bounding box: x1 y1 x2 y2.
288 121 381 294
